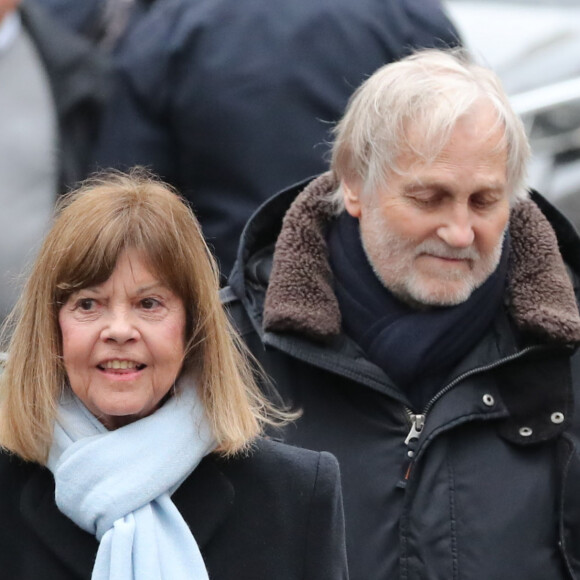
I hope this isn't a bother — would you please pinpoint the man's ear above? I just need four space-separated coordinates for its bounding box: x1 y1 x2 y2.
343 181 362 218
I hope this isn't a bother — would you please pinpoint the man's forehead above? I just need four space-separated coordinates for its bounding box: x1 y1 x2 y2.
395 116 507 171
401 101 505 150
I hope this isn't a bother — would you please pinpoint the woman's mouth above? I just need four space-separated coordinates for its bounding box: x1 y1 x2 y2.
97 360 147 371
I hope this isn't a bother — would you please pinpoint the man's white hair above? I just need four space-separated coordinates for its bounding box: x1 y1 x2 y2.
329 48 531 213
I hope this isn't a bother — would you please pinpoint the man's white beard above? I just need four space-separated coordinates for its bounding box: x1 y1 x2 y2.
359 212 505 308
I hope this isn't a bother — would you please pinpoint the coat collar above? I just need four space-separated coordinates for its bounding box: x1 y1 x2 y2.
20 455 234 578
263 172 580 345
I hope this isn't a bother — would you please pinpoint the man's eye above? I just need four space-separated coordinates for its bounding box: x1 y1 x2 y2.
140 298 160 310
412 196 438 207
471 195 496 209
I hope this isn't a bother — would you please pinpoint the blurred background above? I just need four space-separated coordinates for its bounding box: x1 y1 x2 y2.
3 0 580 328
444 0 580 228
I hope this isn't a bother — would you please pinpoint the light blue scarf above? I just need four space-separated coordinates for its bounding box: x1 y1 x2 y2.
47 375 217 580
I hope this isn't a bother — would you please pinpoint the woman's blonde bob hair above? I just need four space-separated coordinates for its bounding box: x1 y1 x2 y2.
0 169 283 464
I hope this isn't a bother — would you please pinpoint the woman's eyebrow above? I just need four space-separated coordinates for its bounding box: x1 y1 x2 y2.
135 282 165 295
75 286 101 294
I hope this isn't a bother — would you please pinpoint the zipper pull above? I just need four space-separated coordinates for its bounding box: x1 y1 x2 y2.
404 413 425 447
397 413 426 488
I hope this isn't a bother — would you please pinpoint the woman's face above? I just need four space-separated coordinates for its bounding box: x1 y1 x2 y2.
58 248 187 429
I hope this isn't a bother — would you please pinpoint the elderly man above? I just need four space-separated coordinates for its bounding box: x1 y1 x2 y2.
225 49 580 579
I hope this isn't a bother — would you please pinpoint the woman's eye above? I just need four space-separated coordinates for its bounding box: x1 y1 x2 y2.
140 298 161 310
77 298 95 311
75 298 97 312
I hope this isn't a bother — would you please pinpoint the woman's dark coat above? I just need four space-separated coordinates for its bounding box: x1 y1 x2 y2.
0 438 347 579
225 174 580 580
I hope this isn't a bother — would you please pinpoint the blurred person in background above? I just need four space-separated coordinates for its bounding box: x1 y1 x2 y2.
37 0 155 53
0 170 347 580
93 0 461 280
225 48 580 579
0 0 108 324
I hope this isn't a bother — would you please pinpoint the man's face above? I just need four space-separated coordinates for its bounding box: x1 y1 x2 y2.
344 104 511 308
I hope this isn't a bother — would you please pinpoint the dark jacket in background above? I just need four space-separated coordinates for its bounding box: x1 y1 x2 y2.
20 0 109 193
31 0 102 37
225 173 580 580
92 0 461 276
0 438 348 579
35 0 155 52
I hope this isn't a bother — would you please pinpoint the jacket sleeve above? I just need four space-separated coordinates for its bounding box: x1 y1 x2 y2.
303 451 349 580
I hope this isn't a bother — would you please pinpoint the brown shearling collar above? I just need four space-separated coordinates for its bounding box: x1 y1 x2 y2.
264 172 580 344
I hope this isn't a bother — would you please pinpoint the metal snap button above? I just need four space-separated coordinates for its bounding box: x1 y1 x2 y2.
482 394 495 407
519 426 533 437
550 412 565 424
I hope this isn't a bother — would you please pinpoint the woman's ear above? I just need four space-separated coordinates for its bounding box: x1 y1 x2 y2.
343 180 362 218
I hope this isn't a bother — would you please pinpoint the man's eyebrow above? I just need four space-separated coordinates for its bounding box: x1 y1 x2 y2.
403 182 438 193
403 181 446 194
403 180 506 194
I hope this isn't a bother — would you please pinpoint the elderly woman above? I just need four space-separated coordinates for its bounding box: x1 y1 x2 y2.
0 171 347 580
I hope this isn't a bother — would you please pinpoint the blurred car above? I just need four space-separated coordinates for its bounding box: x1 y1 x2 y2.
444 0 580 228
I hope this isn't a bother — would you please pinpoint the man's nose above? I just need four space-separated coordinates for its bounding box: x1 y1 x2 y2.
100 309 139 343
436 204 475 248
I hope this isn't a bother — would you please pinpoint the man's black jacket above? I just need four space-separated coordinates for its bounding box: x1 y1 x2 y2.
225 174 580 580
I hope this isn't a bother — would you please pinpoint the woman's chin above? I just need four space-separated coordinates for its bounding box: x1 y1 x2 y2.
90 400 157 430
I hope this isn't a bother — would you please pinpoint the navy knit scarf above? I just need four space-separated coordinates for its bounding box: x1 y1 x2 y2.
327 212 509 410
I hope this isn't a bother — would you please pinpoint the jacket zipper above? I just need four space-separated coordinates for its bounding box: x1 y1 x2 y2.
403 344 547 479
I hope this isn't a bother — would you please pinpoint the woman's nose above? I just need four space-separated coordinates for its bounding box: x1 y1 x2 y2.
100 310 139 343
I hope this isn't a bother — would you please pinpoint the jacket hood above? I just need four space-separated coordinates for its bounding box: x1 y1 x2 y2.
231 172 580 345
